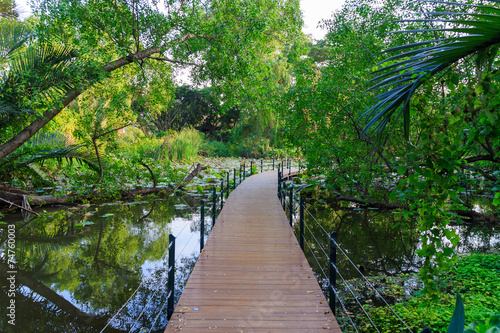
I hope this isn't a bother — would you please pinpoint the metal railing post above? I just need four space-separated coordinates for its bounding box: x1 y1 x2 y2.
200 200 205 252
261 159 263 173
250 161 253 176
289 184 293 227
239 165 242 184
220 180 224 210
299 199 304 250
233 168 236 189
329 231 337 314
167 234 176 320
212 186 216 226
282 182 286 211
226 172 229 198
289 158 291 175
243 163 246 179
277 167 281 199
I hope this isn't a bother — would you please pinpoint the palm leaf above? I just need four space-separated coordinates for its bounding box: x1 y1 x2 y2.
0 44 80 127
0 132 100 177
361 0 500 139
0 19 30 59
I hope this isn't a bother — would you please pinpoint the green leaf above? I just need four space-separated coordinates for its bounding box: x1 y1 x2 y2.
489 315 500 328
485 328 500 333
397 166 407 175
447 293 465 333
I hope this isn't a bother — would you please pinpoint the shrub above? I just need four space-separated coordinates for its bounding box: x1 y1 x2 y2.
367 253 500 332
200 140 232 157
164 128 203 162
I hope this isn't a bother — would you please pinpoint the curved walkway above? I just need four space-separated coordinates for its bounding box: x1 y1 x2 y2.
165 170 341 332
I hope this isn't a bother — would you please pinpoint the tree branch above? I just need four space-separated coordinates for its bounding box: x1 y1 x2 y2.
0 197 39 216
464 154 496 163
147 56 198 66
0 46 162 161
94 123 133 139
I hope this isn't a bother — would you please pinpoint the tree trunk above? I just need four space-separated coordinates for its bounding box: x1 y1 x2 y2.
139 161 156 189
92 137 103 179
331 195 496 222
0 47 162 161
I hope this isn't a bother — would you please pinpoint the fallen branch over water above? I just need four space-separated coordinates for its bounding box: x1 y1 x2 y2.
0 197 39 216
332 196 496 222
0 164 207 207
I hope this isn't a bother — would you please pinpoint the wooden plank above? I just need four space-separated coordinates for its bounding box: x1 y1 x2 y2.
165 171 341 333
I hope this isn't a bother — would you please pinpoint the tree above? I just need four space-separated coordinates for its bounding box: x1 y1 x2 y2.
0 0 18 19
361 0 500 138
0 0 303 161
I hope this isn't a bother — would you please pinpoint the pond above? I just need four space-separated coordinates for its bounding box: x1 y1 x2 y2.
0 158 287 333
0 194 211 333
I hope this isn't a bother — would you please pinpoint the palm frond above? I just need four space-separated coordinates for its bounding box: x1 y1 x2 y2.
361 0 500 139
0 132 100 177
0 44 80 126
0 19 30 59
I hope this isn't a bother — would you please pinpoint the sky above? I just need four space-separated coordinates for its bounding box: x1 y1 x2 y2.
301 0 345 40
15 0 345 40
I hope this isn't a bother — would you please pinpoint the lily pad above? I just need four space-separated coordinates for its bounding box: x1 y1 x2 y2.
75 221 95 228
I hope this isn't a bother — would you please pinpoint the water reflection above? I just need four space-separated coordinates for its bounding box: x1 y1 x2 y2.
295 201 499 332
295 201 500 296
0 194 210 333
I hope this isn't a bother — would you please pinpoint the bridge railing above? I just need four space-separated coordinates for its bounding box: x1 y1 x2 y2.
278 171 413 333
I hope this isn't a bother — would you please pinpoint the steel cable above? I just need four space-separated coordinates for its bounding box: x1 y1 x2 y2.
146 290 172 333
303 237 360 332
304 218 371 331
330 262 381 333
128 228 200 333
303 206 410 332
329 236 413 332
100 237 176 332
329 284 360 333
102 206 199 333
306 205 410 330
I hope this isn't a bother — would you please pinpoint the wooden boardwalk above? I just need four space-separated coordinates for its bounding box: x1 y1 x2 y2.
165 170 341 332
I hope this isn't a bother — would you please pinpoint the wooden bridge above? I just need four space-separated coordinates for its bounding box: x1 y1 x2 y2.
165 170 341 332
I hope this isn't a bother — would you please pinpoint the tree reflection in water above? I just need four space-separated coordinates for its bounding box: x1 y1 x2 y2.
296 201 499 329
0 194 207 333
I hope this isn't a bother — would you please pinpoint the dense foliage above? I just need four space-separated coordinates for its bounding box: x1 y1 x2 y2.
281 0 499 294
368 253 500 332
